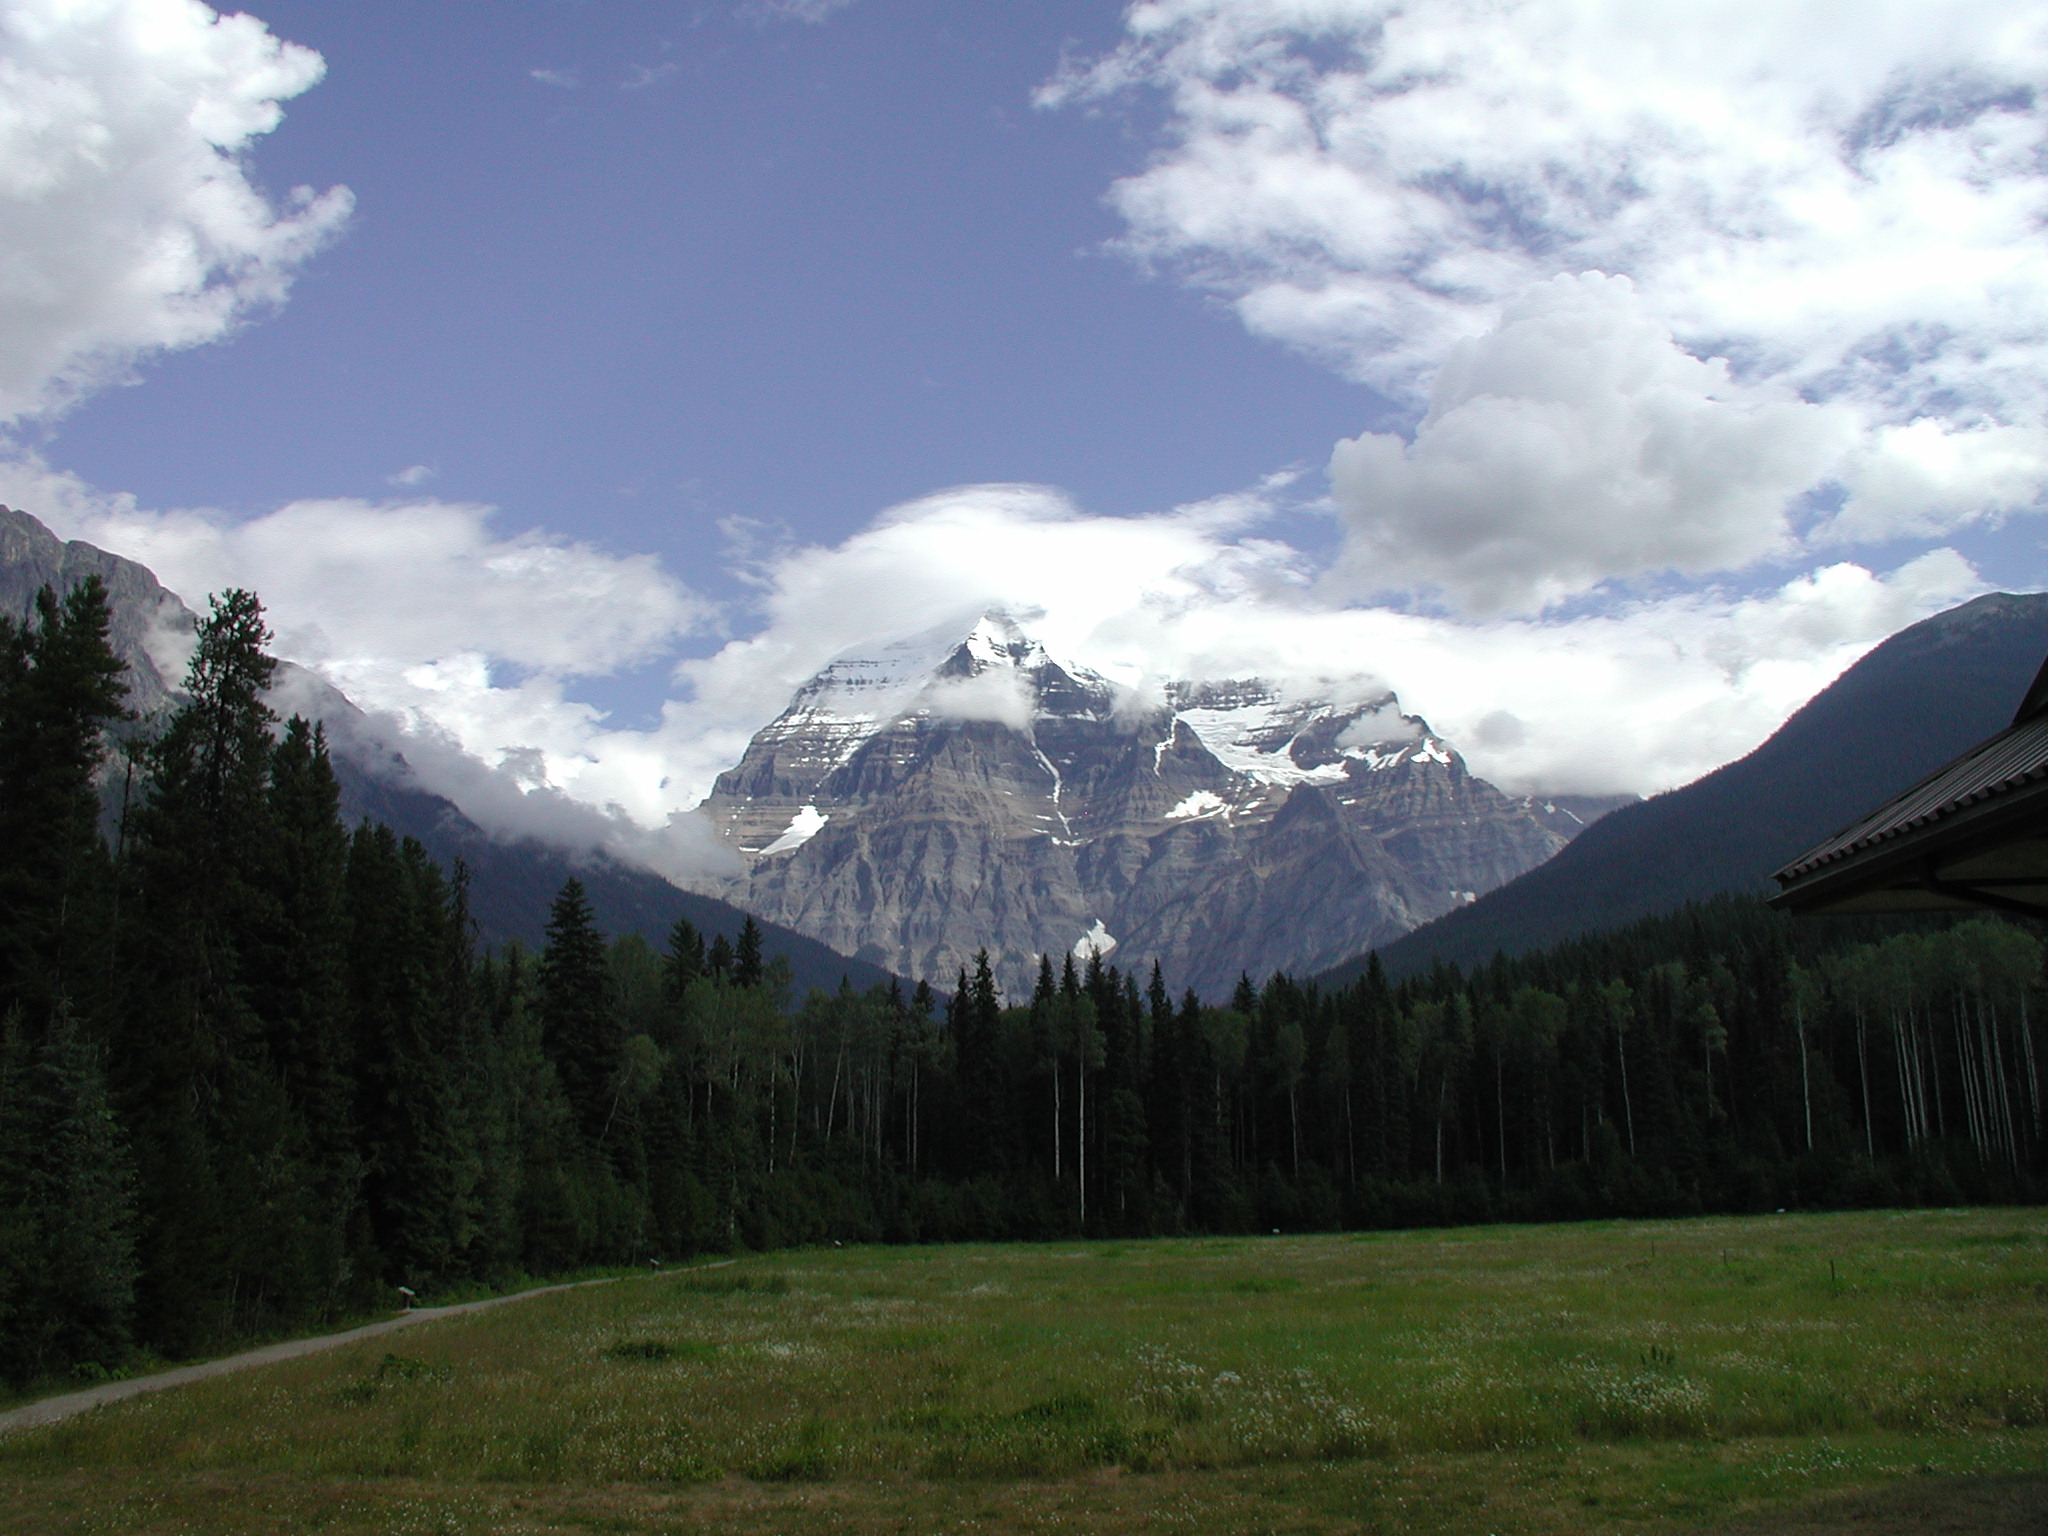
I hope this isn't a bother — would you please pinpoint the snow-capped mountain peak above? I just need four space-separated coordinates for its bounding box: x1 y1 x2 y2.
690 609 1618 998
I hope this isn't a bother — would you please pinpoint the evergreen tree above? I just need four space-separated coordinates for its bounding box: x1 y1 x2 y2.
734 916 765 988
0 1004 137 1384
537 879 621 1149
0 577 130 1023
346 826 472 1288
663 917 705 996
116 590 289 1351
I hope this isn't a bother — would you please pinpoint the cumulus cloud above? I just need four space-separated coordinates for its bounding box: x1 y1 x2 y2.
1327 274 1856 613
1047 0 2048 602
1828 420 2048 543
0 0 350 424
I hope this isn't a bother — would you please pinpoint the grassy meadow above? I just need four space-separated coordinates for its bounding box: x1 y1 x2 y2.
2 1208 2045 1534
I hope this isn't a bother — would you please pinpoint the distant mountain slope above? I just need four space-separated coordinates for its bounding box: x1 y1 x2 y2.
334 763 892 995
1324 592 2048 984
1 504 890 998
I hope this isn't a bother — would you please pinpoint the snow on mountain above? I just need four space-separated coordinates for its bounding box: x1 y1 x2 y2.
692 608 1619 998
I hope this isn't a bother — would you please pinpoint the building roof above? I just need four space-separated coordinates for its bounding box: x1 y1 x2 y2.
1770 651 2048 917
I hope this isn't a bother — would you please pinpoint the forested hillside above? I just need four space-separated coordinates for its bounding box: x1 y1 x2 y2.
2 580 2043 1395
1343 591 2048 980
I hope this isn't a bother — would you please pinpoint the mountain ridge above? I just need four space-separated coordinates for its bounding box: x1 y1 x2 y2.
1322 590 2048 985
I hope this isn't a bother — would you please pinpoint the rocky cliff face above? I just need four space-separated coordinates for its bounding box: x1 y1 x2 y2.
0 505 192 716
695 611 1621 999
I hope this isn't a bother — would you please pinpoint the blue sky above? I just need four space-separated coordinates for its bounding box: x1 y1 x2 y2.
39 0 1368 563
3 0 2046 876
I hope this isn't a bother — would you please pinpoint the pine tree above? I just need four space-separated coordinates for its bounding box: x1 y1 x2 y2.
734 916 765 988
0 577 130 1023
117 590 288 1352
537 878 620 1149
346 827 477 1289
663 917 705 997
246 718 358 1306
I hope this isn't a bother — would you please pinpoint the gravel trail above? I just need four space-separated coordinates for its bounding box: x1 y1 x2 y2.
0 1259 734 1436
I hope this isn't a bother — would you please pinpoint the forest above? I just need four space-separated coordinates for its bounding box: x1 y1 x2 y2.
1 580 2044 1389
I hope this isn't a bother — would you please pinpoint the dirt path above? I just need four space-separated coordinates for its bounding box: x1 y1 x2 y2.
0 1259 734 1437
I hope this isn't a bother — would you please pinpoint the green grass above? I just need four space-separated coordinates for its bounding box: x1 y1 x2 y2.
3 1209 2045 1533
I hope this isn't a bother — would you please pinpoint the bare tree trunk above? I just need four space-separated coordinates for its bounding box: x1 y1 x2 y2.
1434 1074 1447 1183
1078 1057 1088 1229
1053 1055 1063 1182
2021 992 2042 1143
1795 993 1813 1152
1618 1034 1637 1158
1856 1005 1874 1160
1495 1051 1506 1183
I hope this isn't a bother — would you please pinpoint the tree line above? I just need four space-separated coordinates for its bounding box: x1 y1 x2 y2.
1 579 2043 1389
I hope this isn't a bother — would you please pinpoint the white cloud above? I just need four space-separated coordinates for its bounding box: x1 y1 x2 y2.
664 484 1980 802
621 61 677 91
0 465 1986 845
387 463 435 487
528 66 578 89
1327 273 1857 613
921 669 1036 730
1046 0 2048 599
1828 419 2048 543
737 0 856 23
1335 703 1418 750
0 0 350 424
0 457 719 836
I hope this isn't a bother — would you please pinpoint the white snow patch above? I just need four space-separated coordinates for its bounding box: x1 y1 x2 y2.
1416 739 1453 766
1176 703 1350 787
1166 789 1228 821
1073 920 1118 960
755 804 827 855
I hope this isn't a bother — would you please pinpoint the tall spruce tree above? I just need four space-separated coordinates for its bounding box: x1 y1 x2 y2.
537 879 620 1149
0 577 130 1025
118 590 289 1351
733 916 765 989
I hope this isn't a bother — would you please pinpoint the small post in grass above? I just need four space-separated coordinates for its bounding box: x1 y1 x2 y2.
398 1285 416 1313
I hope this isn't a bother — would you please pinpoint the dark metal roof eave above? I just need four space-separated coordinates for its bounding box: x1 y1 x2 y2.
1768 771 2048 912
1773 714 2048 883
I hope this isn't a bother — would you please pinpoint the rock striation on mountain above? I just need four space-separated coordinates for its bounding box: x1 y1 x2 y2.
694 611 1622 998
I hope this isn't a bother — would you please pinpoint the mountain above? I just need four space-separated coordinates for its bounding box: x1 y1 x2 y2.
0 505 890 997
1326 591 2048 984
692 610 1625 998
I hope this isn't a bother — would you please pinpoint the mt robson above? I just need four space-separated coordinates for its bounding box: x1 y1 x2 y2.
691 613 1627 998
